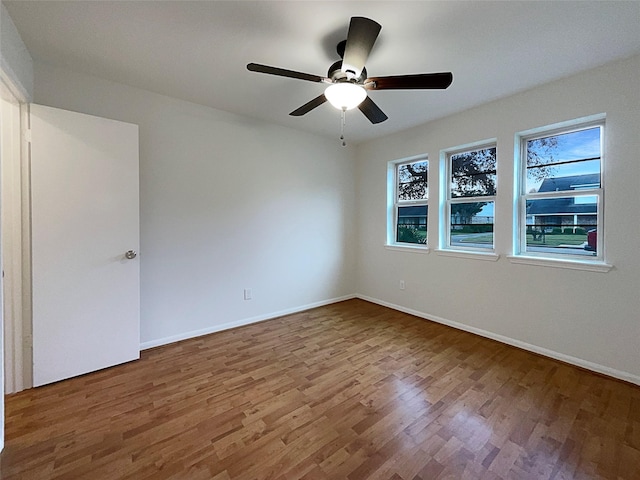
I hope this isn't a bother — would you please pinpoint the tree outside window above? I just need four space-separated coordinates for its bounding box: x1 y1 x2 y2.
393 159 428 246
444 145 497 251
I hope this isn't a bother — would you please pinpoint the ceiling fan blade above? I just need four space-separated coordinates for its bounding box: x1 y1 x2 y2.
341 17 381 78
358 96 388 124
365 72 453 90
289 94 327 116
247 63 328 83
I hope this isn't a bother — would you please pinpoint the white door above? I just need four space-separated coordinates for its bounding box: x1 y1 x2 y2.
30 104 140 387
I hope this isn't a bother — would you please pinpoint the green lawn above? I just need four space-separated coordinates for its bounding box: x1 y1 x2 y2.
525 233 586 247
404 229 587 247
451 233 493 244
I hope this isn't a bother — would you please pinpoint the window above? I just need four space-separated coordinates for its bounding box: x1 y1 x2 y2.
516 118 604 260
442 144 497 252
389 157 428 247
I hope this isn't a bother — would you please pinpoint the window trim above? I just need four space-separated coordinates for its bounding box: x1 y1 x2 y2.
513 114 607 266
439 139 497 255
387 154 429 250
507 254 612 272
435 248 499 261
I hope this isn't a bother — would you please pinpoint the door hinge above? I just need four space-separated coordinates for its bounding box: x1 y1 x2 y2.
24 128 32 143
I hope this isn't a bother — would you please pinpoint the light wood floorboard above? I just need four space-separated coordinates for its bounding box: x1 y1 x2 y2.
2 299 639 479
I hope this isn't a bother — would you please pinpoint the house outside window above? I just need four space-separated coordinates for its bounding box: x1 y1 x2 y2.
441 143 497 252
516 118 604 260
388 157 428 247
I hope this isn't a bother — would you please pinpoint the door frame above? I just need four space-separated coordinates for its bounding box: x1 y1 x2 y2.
1 29 32 451
1 74 30 397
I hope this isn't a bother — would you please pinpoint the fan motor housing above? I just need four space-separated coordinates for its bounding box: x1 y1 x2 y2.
328 60 367 83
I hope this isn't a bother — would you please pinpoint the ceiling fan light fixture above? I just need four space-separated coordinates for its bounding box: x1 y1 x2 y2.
248 16 453 124
324 83 367 110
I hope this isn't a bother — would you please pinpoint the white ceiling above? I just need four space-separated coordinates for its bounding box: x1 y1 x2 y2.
4 1 640 144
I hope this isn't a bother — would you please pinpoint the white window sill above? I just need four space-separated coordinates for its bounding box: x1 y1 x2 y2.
385 244 429 254
435 249 500 262
507 255 613 272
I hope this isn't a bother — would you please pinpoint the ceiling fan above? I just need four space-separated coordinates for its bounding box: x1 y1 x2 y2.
247 16 453 125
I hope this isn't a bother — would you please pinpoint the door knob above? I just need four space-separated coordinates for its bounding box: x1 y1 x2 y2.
125 250 137 260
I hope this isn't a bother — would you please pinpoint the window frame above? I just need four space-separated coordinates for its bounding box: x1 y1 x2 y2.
439 140 498 256
513 115 606 265
387 155 429 250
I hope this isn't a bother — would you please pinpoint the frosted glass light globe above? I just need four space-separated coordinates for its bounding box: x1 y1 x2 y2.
324 83 367 110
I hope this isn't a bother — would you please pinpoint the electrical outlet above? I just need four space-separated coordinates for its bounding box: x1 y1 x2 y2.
399 280 405 290
244 288 252 300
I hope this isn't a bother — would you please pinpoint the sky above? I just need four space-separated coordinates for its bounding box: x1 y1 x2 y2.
526 126 601 192
551 127 601 161
476 126 601 218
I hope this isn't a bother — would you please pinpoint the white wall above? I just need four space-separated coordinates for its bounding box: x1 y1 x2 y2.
34 62 356 347
355 54 640 383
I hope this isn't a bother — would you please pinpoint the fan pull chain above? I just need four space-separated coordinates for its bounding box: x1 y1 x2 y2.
340 107 347 147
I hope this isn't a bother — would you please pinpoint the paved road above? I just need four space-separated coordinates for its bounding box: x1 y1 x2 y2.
452 233 597 257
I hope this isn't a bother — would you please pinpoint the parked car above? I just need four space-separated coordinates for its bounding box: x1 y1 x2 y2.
584 229 597 251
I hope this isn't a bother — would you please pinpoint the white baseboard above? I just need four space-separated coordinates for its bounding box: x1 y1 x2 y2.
356 294 640 387
140 294 356 350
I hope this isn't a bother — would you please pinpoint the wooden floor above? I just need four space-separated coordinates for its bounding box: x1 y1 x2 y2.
2 299 639 479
